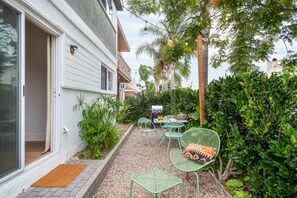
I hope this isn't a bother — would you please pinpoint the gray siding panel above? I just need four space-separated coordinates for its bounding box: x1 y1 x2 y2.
65 0 116 57
64 37 101 92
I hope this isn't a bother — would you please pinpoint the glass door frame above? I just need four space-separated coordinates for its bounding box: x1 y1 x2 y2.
1 0 62 185
0 1 25 183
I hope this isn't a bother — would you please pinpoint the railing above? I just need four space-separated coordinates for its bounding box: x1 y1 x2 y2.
117 52 131 82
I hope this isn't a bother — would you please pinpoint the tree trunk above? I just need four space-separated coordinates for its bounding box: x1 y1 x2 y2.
163 79 168 90
202 30 210 86
170 66 175 89
217 155 236 182
155 79 160 92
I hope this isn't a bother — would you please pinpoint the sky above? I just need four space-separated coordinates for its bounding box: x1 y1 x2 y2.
117 2 296 89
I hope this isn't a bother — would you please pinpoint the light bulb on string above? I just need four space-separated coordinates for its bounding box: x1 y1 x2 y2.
144 21 148 35
167 35 173 47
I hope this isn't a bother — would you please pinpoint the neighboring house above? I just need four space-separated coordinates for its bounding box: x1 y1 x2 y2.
119 81 142 101
267 58 297 77
117 19 132 96
0 0 129 197
267 59 283 78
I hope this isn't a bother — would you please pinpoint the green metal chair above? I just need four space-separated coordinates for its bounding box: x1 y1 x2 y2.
159 121 186 152
157 115 173 143
169 127 220 198
137 117 157 146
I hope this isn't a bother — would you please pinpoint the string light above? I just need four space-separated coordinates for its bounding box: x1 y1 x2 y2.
113 1 172 35
167 35 173 46
144 21 148 35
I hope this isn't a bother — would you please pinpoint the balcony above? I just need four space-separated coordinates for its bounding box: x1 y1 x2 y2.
117 53 131 83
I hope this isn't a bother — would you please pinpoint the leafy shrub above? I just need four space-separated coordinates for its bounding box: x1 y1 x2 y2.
234 190 252 198
205 71 297 197
125 88 199 122
225 179 252 198
74 95 120 159
225 179 244 192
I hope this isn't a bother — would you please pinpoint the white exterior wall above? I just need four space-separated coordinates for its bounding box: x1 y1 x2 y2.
0 0 117 197
267 60 283 78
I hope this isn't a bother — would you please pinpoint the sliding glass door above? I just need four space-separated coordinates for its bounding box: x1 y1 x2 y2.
0 2 21 179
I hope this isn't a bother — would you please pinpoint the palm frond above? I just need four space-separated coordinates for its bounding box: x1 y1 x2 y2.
136 43 158 58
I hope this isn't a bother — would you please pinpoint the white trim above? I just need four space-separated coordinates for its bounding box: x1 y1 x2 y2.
50 0 117 65
61 86 117 96
20 1 26 176
6 0 64 36
101 65 115 92
52 34 63 153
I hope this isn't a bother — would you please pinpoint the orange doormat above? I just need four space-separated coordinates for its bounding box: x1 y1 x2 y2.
32 164 87 187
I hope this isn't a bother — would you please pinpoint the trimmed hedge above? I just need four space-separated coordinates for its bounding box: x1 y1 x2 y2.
125 88 199 122
205 71 297 197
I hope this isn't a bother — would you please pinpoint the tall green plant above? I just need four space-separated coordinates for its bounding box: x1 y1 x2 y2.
125 88 198 122
205 71 297 197
74 94 120 159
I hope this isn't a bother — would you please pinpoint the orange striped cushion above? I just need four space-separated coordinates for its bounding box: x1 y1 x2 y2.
182 143 216 164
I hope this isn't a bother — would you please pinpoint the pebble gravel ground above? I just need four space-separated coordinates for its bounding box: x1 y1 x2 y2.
95 128 231 198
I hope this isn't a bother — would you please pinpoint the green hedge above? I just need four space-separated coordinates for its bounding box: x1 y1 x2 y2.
125 88 199 122
125 71 297 197
205 71 297 197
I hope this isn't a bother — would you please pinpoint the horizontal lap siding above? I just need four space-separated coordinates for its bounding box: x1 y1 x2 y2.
64 36 101 92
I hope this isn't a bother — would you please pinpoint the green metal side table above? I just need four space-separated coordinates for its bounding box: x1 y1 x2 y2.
130 168 185 198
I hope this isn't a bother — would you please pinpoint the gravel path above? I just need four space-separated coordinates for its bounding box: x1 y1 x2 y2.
95 128 230 198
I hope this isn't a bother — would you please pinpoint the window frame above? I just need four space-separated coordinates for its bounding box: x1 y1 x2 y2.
101 64 113 91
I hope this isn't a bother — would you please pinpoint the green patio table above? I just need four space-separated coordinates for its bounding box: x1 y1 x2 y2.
130 168 185 198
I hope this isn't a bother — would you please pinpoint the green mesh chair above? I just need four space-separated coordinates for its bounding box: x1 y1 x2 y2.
137 117 157 146
159 121 186 152
169 127 220 198
157 115 174 143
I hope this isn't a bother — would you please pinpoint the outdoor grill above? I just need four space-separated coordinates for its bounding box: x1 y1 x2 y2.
151 105 163 122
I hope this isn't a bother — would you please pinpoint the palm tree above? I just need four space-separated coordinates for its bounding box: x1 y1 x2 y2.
136 22 191 91
138 64 152 91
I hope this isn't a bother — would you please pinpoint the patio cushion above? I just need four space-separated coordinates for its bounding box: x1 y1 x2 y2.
182 143 216 164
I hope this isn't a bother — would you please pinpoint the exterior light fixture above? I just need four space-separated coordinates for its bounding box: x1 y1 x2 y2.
144 21 148 35
70 45 78 55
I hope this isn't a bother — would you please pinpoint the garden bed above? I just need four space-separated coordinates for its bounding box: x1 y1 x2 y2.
74 123 132 160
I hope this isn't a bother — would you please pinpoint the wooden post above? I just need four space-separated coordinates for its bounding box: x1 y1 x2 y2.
197 35 206 126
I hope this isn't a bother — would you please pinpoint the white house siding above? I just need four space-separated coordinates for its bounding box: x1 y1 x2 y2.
64 36 101 92
0 0 118 197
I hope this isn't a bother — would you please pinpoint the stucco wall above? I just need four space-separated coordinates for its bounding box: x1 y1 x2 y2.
65 0 116 57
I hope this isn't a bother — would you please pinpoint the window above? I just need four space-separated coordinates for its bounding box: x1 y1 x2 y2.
101 66 107 90
100 0 107 10
108 71 113 90
101 65 113 91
